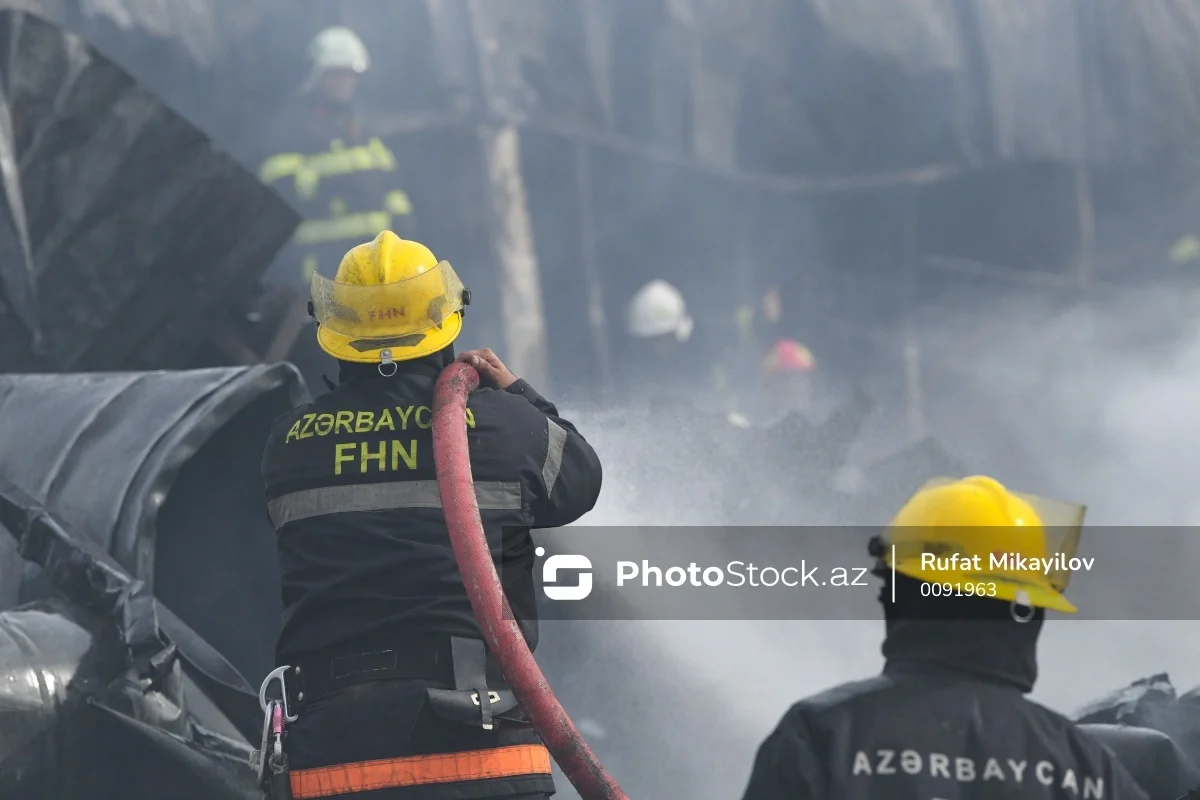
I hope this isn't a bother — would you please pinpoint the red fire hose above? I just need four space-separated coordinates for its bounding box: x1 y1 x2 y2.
432 362 627 800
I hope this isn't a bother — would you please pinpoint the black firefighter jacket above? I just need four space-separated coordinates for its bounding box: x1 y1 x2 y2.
740 618 1150 800
261 359 603 665
257 96 417 289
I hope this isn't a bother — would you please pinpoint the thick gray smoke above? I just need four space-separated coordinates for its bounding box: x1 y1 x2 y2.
543 283 1200 798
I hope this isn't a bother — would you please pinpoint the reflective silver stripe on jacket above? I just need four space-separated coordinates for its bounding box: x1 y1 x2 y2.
268 480 522 529
543 418 567 497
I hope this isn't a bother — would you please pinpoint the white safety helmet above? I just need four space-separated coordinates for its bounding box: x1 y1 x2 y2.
627 279 694 342
303 26 370 91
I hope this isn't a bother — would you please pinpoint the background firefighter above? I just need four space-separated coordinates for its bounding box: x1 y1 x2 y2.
731 338 820 428
623 278 747 421
622 278 695 394
259 231 603 800
739 476 1149 800
256 26 418 394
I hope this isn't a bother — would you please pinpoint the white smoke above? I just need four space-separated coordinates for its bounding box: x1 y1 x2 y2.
545 284 1200 798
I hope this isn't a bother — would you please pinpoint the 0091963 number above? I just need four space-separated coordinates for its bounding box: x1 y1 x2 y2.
920 581 997 598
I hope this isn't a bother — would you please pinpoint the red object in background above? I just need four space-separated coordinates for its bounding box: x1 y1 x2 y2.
763 339 816 374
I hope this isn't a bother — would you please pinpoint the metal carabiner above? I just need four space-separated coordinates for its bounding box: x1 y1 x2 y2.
250 700 274 782
259 665 299 722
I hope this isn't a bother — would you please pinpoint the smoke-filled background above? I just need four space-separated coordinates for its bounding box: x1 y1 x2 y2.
7 0 1200 798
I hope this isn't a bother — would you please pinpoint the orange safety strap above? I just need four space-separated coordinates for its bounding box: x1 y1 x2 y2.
289 743 552 798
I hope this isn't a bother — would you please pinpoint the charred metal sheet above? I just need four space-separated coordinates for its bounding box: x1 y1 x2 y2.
0 600 118 798
8 2 223 69
0 364 306 687
0 598 260 799
0 364 305 576
0 477 263 741
74 0 221 67
1075 675 1200 794
0 10 298 371
1077 723 1200 800
1076 673 1181 727
90 702 260 800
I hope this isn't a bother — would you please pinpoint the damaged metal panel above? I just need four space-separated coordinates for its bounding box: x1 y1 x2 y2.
75 0 221 67
0 10 298 372
0 365 306 584
0 483 263 798
0 600 122 798
0 365 305 686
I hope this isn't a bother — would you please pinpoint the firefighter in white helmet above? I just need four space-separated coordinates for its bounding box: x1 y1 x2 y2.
255 26 417 393
623 279 698 399
627 279 694 347
625 279 750 424
303 26 370 100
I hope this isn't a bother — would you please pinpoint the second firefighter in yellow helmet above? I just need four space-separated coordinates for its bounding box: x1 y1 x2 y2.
739 478 1155 800
881 475 1083 613
308 230 469 366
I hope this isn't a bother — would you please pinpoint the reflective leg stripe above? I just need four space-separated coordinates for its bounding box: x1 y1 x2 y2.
289 744 552 798
268 480 522 529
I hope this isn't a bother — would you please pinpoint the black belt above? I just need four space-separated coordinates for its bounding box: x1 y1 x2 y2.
288 636 507 708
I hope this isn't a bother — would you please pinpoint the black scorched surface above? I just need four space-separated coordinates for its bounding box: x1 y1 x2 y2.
0 9 298 373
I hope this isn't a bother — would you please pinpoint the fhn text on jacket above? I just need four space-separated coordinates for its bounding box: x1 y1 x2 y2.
739 477 1148 800
259 231 603 800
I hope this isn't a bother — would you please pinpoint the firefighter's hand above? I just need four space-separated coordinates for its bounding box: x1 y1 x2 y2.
458 349 519 390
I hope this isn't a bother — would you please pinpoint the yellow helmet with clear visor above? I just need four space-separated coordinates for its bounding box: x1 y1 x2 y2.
879 476 1086 615
310 231 469 366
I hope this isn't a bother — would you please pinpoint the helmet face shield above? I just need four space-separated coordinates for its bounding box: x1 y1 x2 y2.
881 476 1086 612
310 260 466 349
1007 491 1084 592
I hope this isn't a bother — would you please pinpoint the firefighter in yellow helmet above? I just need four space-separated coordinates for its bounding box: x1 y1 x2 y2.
259 231 602 800
741 476 1149 800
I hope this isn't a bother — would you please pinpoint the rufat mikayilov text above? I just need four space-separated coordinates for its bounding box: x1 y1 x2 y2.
920 553 1096 574
615 560 872 589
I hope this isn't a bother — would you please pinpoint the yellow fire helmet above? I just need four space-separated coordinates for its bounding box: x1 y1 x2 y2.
309 231 470 366
881 475 1086 614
